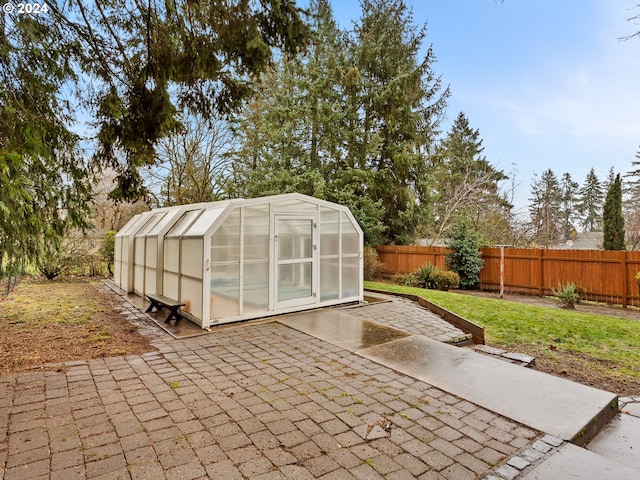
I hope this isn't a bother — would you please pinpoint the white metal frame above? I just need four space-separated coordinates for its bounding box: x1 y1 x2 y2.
272 213 319 310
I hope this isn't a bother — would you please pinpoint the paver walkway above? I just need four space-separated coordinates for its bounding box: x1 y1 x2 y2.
0 287 553 480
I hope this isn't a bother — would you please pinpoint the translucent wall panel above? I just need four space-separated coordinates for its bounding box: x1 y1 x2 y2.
145 239 157 267
144 238 159 294
320 258 339 301
134 238 145 264
144 268 156 295
114 236 123 287
271 198 317 213
243 206 269 313
277 219 313 260
211 210 240 263
118 213 147 237
242 261 269 311
167 210 201 237
184 207 226 236
178 238 204 322
278 263 312 301
181 238 203 279
120 237 130 263
137 212 165 236
341 212 360 255
210 263 240 319
163 238 180 272
341 212 360 298
342 256 359 298
133 264 145 295
319 208 340 301
163 238 180 299
148 209 181 236
133 238 145 295
181 276 203 325
163 272 179 299
210 210 240 319
319 208 339 256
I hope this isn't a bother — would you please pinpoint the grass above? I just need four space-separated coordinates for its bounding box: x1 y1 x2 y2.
2 282 96 331
365 281 640 380
0 277 155 374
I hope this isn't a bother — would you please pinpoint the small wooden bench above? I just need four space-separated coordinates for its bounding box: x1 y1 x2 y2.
145 293 185 324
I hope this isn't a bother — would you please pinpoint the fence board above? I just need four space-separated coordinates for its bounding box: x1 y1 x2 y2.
375 245 640 308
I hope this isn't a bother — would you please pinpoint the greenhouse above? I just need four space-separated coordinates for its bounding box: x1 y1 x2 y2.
114 193 364 328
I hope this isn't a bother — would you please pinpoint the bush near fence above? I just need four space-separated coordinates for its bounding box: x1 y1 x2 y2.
375 245 640 308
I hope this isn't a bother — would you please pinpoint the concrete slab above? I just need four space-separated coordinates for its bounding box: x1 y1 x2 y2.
588 413 640 470
623 402 640 417
521 443 640 479
279 309 410 350
357 335 618 443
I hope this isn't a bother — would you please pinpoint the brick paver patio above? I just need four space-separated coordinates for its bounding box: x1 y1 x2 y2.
345 297 471 344
0 286 546 479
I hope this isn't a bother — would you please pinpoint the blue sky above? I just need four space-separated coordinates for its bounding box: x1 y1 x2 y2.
322 0 640 212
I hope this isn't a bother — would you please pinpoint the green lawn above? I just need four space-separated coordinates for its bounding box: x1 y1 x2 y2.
365 281 640 379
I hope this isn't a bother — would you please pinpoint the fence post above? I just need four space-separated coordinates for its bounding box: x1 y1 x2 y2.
537 249 543 297
394 246 399 273
622 251 628 308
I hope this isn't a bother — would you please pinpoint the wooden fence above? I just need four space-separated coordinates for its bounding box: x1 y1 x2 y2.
375 245 640 308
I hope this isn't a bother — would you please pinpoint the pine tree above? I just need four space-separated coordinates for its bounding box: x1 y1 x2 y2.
559 172 579 240
528 169 563 247
577 168 604 232
228 0 448 245
603 174 626 250
353 0 449 244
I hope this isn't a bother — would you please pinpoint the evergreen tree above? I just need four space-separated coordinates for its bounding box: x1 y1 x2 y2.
603 173 626 250
603 166 616 194
577 168 604 232
445 216 484 289
227 0 387 243
353 0 449 244
228 0 448 245
1 0 310 266
528 169 563 247
559 172 579 240
1 11 92 267
2 1 310 200
623 148 640 250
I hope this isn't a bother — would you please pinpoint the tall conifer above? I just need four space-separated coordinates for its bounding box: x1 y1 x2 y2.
603 174 626 250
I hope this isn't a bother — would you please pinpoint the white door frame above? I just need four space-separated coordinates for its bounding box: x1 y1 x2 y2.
272 213 318 310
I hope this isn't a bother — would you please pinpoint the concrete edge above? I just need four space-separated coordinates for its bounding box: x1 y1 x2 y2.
571 396 619 447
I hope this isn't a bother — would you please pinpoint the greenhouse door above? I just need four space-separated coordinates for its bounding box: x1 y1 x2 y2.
274 215 317 309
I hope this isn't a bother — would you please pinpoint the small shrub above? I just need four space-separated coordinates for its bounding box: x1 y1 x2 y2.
392 272 419 287
552 282 580 309
429 269 460 290
414 263 437 289
363 246 383 280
